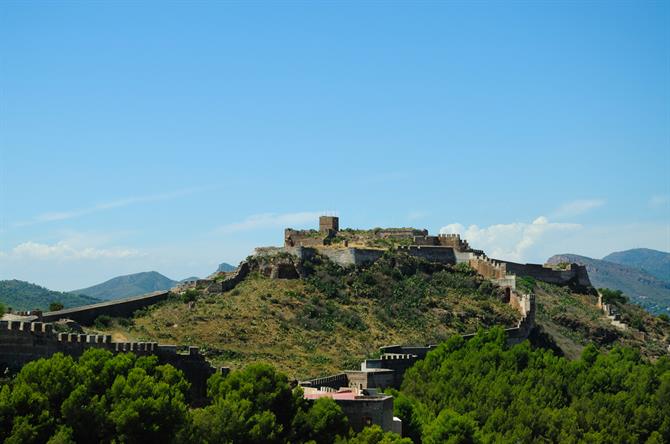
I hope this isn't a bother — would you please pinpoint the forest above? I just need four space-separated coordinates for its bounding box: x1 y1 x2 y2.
1 327 668 443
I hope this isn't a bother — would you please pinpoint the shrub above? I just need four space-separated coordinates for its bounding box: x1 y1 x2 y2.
94 315 112 329
600 288 628 304
49 301 64 311
181 289 200 304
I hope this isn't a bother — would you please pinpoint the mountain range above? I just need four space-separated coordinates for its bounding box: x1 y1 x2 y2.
0 280 100 312
72 271 178 300
547 248 670 314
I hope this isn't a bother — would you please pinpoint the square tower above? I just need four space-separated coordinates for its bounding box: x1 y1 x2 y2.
319 216 339 233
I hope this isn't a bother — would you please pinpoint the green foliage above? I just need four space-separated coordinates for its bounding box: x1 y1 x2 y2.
0 302 5 317
297 297 367 332
0 349 190 444
397 327 670 443
599 288 629 305
181 288 200 304
0 279 100 312
191 364 351 444
340 425 412 444
658 313 670 323
94 315 112 329
48 302 64 312
516 276 536 294
306 251 502 329
293 397 350 444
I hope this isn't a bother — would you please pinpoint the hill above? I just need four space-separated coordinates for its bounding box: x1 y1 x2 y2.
0 280 100 311
87 252 521 378
86 250 669 378
603 248 670 282
73 271 178 300
217 262 236 272
547 253 670 314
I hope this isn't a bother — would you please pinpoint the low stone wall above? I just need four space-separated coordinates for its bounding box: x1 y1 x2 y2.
502 261 592 290
0 320 217 401
299 372 348 390
41 291 171 325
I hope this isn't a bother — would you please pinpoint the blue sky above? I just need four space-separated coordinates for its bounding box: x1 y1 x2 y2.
1 1 668 290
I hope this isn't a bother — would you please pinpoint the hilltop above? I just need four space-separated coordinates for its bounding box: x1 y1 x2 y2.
87 250 669 379
547 253 670 314
87 251 521 378
603 248 670 282
0 280 100 311
72 271 178 300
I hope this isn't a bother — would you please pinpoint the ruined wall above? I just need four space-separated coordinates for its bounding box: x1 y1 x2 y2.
469 256 508 280
299 372 348 390
0 320 216 400
502 261 592 290
345 369 395 391
397 246 457 264
40 291 171 325
284 229 326 247
318 248 385 267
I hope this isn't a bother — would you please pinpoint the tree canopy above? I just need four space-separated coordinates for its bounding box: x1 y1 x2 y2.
392 327 670 443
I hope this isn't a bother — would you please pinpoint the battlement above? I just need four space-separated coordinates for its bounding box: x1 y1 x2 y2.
0 319 216 400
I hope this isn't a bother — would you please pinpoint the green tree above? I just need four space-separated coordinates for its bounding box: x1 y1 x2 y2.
422 410 480 444
48 302 64 312
341 425 412 444
292 397 349 444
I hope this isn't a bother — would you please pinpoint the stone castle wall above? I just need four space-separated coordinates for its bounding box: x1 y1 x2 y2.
502 261 592 291
40 291 171 325
0 320 217 400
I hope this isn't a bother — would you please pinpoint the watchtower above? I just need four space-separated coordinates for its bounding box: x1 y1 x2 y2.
319 216 339 233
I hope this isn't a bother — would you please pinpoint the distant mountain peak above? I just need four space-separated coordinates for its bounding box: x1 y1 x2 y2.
72 271 178 300
547 252 670 314
602 248 669 283
217 262 236 273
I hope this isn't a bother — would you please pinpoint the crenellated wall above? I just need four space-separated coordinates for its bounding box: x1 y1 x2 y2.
0 320 217 400
501 261 592 291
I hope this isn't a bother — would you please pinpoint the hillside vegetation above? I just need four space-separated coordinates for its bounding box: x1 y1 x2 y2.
393 327 670 443
525 278 669 359
89 252 520 379
0 280 100 312
547 253 670 314
73 271 178 300
0 348 408 444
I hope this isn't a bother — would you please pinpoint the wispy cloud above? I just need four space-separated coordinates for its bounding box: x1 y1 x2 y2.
14 187 206 227
217 211 322 234
408 210 429 221
552 199 605 218
440 216 580 262
649 194 670 209
3 241 141 261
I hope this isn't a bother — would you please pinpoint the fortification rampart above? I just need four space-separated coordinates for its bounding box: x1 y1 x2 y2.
40 291 171 325
469 255 508 280
0 320 217 400
502 261 592 291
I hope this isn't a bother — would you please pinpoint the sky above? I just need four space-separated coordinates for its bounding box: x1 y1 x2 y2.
1 1 668 290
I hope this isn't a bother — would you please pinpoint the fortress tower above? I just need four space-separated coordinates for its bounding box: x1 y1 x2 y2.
319 216 339 234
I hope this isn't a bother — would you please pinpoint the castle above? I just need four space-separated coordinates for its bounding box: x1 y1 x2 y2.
1 215 594 436
270 215 591 292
